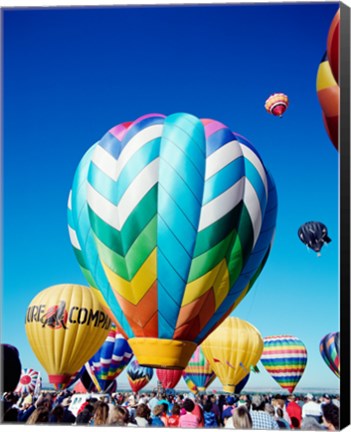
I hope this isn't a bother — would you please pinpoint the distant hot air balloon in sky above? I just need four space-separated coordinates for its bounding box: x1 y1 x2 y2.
25 284 111 389
298 221 332 256
265 93 289 117
15 368 39 394
1 344 22 393
261 335 307 394
68 113 277 370
182 346 215 392
156 369 183 390
327 9 339 84
316 53 339 150
86 323 133 392
202 317 263 393
127 359 153 393
320 332 340 378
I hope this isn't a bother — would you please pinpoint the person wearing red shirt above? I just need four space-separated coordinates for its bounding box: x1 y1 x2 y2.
286 395 302 428
168 403 181 427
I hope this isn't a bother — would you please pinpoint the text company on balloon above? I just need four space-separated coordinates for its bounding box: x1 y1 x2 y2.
25 303 111 330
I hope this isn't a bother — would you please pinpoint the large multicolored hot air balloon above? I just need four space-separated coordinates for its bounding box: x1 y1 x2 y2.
1 344 22 393
156 369 183 390
15 369 39 394
316 53 339 150
25 284 111 389
265 93 289 117
320 332 340 378
298 221 331 256
316 9 339 150
202 317 263 393
126 360 153 393
86 323 133 391
261 335 307 394
327 9 339 84
68 113 277 369
182 346 215 392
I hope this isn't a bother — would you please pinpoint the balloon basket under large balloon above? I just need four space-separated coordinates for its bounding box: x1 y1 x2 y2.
128 338 197 369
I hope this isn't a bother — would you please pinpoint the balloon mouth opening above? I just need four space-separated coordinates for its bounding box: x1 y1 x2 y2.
48 374 71 388
223 384 237 393
128 338 197 370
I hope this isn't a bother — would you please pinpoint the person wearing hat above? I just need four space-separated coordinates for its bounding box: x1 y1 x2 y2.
221 396 236 422
302 393 322 424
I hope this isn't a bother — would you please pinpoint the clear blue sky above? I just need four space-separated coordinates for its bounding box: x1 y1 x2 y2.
2 2 339 392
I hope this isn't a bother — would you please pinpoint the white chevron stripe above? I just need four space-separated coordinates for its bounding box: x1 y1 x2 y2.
240 144 268 199
198 177 245 231
205 140 243 180
67 190 72 210
243 180 262 247
68 226 81 250
91 125 163 181
87 158 159 231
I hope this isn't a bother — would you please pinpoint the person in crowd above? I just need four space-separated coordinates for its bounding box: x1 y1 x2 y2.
148 392 159 418
301 416 325 430
249 394 279 429
275 407 291 429
233 406 253 429
26 406 50 424
286 394 302 429
203 399 219 428
179 398 201 428
49 404 64 423
75 406 93 425
159 402 170 426
151 404 166 427
322 402 339 430
222 396 236 422
301 393 322 423
135 403 151 427
89 400 109 426
109 405 136 426
168 403 181 427
274 398 291 425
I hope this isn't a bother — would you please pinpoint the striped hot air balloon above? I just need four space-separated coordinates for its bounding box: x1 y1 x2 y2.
320 332 340 378
182 346 215 392
15 368 39 394
126 359 153 393
68 113 277 369
265 93 289 117
86 323 133 392
261 335 307 394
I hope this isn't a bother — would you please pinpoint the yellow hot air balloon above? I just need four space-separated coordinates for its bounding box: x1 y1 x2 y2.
201 317 263 393
25 284 111 389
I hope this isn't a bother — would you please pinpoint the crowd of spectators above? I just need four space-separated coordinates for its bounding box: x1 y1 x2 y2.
0 389 340 429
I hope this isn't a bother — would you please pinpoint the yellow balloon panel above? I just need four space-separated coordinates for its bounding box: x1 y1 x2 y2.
202 317 263 392
25 284 111 387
